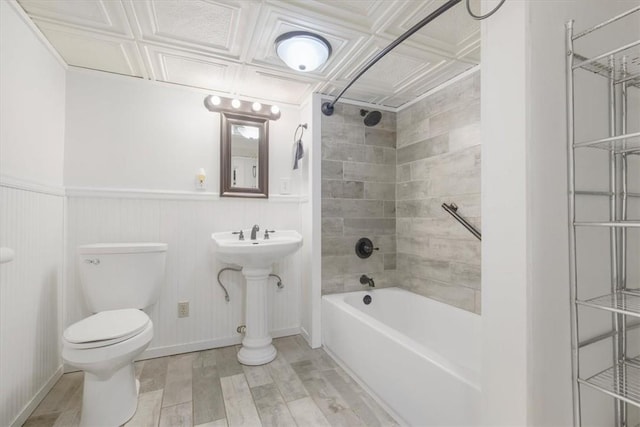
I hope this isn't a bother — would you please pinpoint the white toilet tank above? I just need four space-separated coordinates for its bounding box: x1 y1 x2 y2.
78 243 168 312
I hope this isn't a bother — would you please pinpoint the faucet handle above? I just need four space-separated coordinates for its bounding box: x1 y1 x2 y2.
232 230 245 240
264 230 276 239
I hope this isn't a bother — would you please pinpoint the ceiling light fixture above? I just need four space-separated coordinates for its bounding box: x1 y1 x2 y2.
275 31 332 72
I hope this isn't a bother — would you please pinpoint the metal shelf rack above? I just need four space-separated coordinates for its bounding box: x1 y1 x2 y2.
566 6 640 427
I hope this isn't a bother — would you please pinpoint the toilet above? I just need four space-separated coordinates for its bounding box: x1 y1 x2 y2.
62 243 167 427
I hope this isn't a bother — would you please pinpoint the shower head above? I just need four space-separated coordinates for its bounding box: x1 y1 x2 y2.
360 109 382 127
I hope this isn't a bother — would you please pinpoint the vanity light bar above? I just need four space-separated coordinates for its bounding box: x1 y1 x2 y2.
203 95 281 121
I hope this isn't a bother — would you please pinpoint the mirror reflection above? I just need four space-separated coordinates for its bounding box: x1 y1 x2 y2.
230 124 259 189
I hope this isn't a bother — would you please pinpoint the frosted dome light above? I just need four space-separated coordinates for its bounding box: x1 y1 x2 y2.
275 31 332 72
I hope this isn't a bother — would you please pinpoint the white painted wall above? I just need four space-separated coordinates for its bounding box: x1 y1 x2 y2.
65 196 303 358
0 1 66 187
0 3 66 426
482 1 640 425
64 68 303 195
63 68 310 357
480 2 529 424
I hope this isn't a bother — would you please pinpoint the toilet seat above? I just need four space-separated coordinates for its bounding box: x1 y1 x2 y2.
64 309 150 349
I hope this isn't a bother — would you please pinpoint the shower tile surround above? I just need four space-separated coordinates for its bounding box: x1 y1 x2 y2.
321 103 398 294
321 72 481 313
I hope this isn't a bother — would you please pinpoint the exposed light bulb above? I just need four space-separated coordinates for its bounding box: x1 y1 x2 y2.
210 95 221 106
270 105 280 115
231 99 241 109
252 102 262 112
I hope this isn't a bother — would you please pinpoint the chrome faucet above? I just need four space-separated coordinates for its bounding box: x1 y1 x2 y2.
250 224 260 240
360 274 375 287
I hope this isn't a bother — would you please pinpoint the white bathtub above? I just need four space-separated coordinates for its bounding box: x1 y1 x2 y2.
322 287 481 426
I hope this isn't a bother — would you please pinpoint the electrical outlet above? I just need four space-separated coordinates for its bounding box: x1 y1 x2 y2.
178 301 189 318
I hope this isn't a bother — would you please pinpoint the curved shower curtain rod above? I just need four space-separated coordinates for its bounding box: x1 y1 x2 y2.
321 0 506 116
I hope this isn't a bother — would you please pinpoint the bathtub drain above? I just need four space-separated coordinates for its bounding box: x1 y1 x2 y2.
363 295 372 305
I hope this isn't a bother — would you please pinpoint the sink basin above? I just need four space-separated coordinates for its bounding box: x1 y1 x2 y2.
211 229 303 366
211 230 303 268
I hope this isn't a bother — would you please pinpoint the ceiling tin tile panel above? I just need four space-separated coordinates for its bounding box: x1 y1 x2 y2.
334 40 444 94
382 0 480 62
246 4 369 77
16 0 481 109
17 0 134 37
238 67 320 105
265 0 395 32
143 45 238 92
34 21 147 77
129 0 261 60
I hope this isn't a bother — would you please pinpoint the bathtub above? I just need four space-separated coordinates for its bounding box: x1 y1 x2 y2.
322 287 481 426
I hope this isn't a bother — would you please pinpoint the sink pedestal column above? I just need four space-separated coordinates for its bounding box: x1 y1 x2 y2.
237 266 277 365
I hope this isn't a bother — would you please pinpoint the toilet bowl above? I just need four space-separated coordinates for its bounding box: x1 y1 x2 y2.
64 243 167 427
62 309 153 427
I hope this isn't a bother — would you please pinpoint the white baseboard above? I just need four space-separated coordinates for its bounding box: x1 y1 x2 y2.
139 326 300 360
11 365 64 427
299 326 315 348
64 326 301 372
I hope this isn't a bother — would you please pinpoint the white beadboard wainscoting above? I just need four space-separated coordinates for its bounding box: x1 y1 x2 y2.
65 191 304 362
0 184 65 427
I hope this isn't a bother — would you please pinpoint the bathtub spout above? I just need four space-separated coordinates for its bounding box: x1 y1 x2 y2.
360 275 375 287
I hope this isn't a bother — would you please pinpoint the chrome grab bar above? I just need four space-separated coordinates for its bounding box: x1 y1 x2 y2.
441 203 481 241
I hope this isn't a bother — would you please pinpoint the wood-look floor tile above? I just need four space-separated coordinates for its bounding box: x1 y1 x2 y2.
325 408 367 427
193 349 216 369
273 336 310 363
134 360 146 379
287 396 332 427
322 368 398 426
22 412 59 427
162 353 195 407
300 371 350 418
194 419 228 427
242 365 272 388
290 358 334 381
139 356 169 393
192 362 225 425
124 389 163 427
358 397 400 427
214 346 243 378
159 402 192 427
32 372 82 416
23 337 399 427
52 410 80 427
266 354 308 402
250 383 296 427
220 374 262 427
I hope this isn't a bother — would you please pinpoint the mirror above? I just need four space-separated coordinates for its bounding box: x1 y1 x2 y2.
220 112 269 198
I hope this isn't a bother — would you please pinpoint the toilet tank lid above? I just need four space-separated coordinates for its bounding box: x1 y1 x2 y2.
78 243 168 254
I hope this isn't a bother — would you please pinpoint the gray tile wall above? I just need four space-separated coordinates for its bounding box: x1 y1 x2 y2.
396 71 481 313
321 103 397 294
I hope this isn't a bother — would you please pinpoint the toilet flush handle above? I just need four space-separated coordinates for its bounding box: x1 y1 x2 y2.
84 258 100 265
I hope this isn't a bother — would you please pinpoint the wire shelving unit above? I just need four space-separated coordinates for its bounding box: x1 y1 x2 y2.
566 6 640 427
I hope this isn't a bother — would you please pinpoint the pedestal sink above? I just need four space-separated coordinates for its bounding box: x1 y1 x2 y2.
211 229 303 365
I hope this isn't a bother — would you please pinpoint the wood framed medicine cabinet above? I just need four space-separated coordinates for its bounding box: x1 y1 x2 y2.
220 112 269 198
